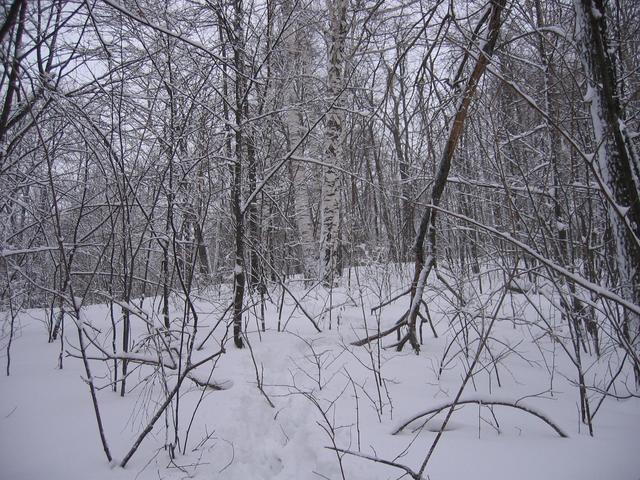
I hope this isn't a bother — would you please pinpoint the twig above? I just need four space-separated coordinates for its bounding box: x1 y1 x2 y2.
370 288 411 313
326 447 420 479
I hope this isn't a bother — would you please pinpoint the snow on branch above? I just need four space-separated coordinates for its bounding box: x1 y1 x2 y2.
326 446 421 480
392 396 568 438
427 204 640 317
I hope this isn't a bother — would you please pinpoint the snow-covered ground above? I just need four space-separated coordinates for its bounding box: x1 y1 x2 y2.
1 269 639 480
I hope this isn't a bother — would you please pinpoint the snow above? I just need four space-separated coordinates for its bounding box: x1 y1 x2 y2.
0 246 60 257
584 85 595 103
73 296 83 311
591 4 603 20
541 25 568 38
1 270 639 480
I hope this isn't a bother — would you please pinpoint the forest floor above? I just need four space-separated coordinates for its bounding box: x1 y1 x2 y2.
1 266 639 479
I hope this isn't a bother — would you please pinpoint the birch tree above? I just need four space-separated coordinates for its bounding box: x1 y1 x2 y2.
283 0 316 279
320 0 349 284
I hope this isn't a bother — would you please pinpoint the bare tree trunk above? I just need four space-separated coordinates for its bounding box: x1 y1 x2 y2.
232 0 246 349
284 0 316 279
246 108 261 289
402 0 507 352
0 0 26 154
194 155 212 281
574 0 640 377
320 0 348 285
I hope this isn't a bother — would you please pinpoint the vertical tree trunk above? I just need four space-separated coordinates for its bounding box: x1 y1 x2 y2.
574 0 640 374
246 103 261 289
283 0 316 279
321 0 348 285
194 222 211 279
193 150 212 282
232 0 246 348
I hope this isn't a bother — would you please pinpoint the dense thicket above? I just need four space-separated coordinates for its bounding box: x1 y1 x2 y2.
1 0 639 466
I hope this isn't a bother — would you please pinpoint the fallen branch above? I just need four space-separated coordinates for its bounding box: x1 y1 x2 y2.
393 396 568 438
186 372 233 391
350 311 408 346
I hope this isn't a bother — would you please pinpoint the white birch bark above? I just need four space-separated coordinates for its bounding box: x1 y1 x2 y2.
320 0 348 284
283 0 316 279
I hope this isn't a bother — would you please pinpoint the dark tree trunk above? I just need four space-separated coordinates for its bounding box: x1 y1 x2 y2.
402 0 507 352
574 0 640 376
